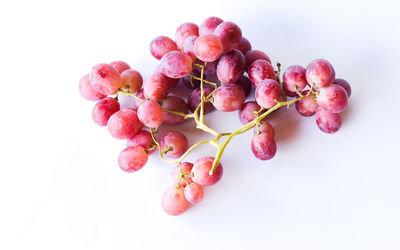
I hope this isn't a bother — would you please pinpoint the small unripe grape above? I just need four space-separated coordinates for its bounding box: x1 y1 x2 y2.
118 146 148 172
92 97 120 126
161 186 191 216
191 157 223 186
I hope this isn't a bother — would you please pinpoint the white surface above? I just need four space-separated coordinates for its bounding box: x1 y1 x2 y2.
1 0 400 249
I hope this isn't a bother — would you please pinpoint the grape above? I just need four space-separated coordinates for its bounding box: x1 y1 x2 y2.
92 97 120 126
315 107 342 133
244 50 271 71
160 131 188 159
107 108 142 139
187 86 215 114
248 59 276 86
305 59 335 89
161 186 191 216
238 101 262 124
137 100 163 128
191 157 223 186
334 78 351 97
183 35 198 60
251 133 277 160
255 79 281 109
118 146 148 172
160 51 193 79
160 96 188 125
143 73 173 101
110 61 131 74
180 70 202 89
120 69 143 93
254 120 275 138
214 21 242 52
126 130 156 154
194 61 218 75
175 22 199 49
316 84 348 113
184 183 204 205
134 88 145 108
282 65 307 97
149 36 178 60
171 162 193 187
295 91 318 117
213 83 245 112
235 75 252 97
89 63 122 95
216 49 245 84
236 37 252 54
193 34 223 62
79 74 106 101
199 16 224 35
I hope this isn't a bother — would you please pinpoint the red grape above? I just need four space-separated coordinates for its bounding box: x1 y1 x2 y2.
255 79 281 109
334 78 351 97
160 131 188 159
216 49 245 84
175 22 199 49
194 61 218 75
315 107 342 133
89 63 122 95
160 51 193 79
193 34 223 62
199 16 224 35
214 21 242 52
149 36 178 60
316 84 348 113
92 97 120 126
79 74 106 101
120 69 143 93
248 59 276 86
238 101 261 124
126 130 156 154
143 73 173 101
187 86 215 114
283 65 307 97
184 183 204 205
180 70 203 89
251 133 277 160
235 75 252 97
160 96 188 125
183 35 198 60
118 146 148 172
137 100 163 128
134 88 145 108
161 186 191 216
110 61 130 74
295 91 318 117
236 37 252 54
171 162 193 187
191 157 223 186
244 50 271 71
305 59 335 89
107 108 142 139
254 120 275 138
213 83 245 112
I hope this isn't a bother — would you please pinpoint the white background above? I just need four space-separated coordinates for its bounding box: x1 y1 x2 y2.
1 0 400 249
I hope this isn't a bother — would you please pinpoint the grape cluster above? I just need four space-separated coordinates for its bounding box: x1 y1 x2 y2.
79 16 351 216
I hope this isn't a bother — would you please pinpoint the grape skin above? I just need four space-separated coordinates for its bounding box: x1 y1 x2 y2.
79 74 106 101
120 69 143 93
137 100 164 128
315 107 342 133
248 59 276 86
213 83 245 112
161 96 188 125
183 35 198 60
160 51 193 79
251 133 277 160
244 50 271 72
255 79 281 109
118 146 148 172
171 162 193 187
216 49 245 84
134 88 145 108
191 157 223 186
126 130 156 154
184 183 204 205
143 73 173 101
149 36 178 60
187 86 215 114
238 101 262 124
316 84 348 113
110 61 131 74
295 90 319 117
92 97 120 126
254 120 275 138
193 34 223 62
334 78 352 97
214 21 242 52
305 58 335 89
180 70 202 89
236 37 252 54
199 16 224 35
282 65 307 97
161 186 191 216
89 63 123 95
175 22 199 49
235 75 252 97
107 108 142 139
160 131 188 159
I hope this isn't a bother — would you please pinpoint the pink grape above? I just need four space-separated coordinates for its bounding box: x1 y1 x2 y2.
134 88 145 108
184 183 204 205
183 35 198 60
235 75 252 97
160 51 193 79
79 74 106 101
236 37 252 54
251 133 277 160
255 79 281 109
161 96 188 125
89 63 122 95
137 100 163 128
213 83 245 112
248 59 276 86
316 84 348 113
214 21 242 52
149 36 178 60
120 69 143 93
143 73 173 101
110 61 130 74
160 131 188 159
305 59 335 88
180 70 202 89
216 49 245 84
315 107 342 133
254 120 275 138
295 91 318 117
126 130 156 154
244 50 271 71
171 162 193 187
238 101 261 124
193 34 223 62
194 61 217 75
175 22 199 49
118 146 148 172
334 78 351 97
191 157 223 186
187 86 215 114
161 186 191 216
199 16 224 35
283 65 307 97
107 108 142 139
92 97 120 126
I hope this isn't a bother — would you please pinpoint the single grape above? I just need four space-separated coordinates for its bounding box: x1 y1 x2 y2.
160 131 188 159
238 101 262 124
137 100 163 128
180 70 203 89
283 65 307 97
160 51 193 79
110 61 131 74
295 91 319 117
92 97 120 126
235 75 252 97
254 120 275 138
118 146 148 172
171 162 194 187
161 186 191 216
248 59 276 86
191 157 223 186
193 61 218 75
334 78 351 97
175 22 199 49
255 79 281 109
143 73 173 101
89 63 122 95
305 59 335 89
193 34 223 62
199 16 224 35
120 69 143 93
216 49 245 84
161 96 188 125
107 108 142 139
316 84 348 113
183 35 198 60
236 37 252 54
134 88 145 108
149 36 178 60
126 130 156 154
213 83 245 112
184 183 204 205
251 133 277 160
244 50 271 72
187 86 215 114
79 74 106 101
214 21 242 52
315 107 342 133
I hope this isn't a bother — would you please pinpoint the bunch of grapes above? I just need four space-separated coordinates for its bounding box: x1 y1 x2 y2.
79 16 351 216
